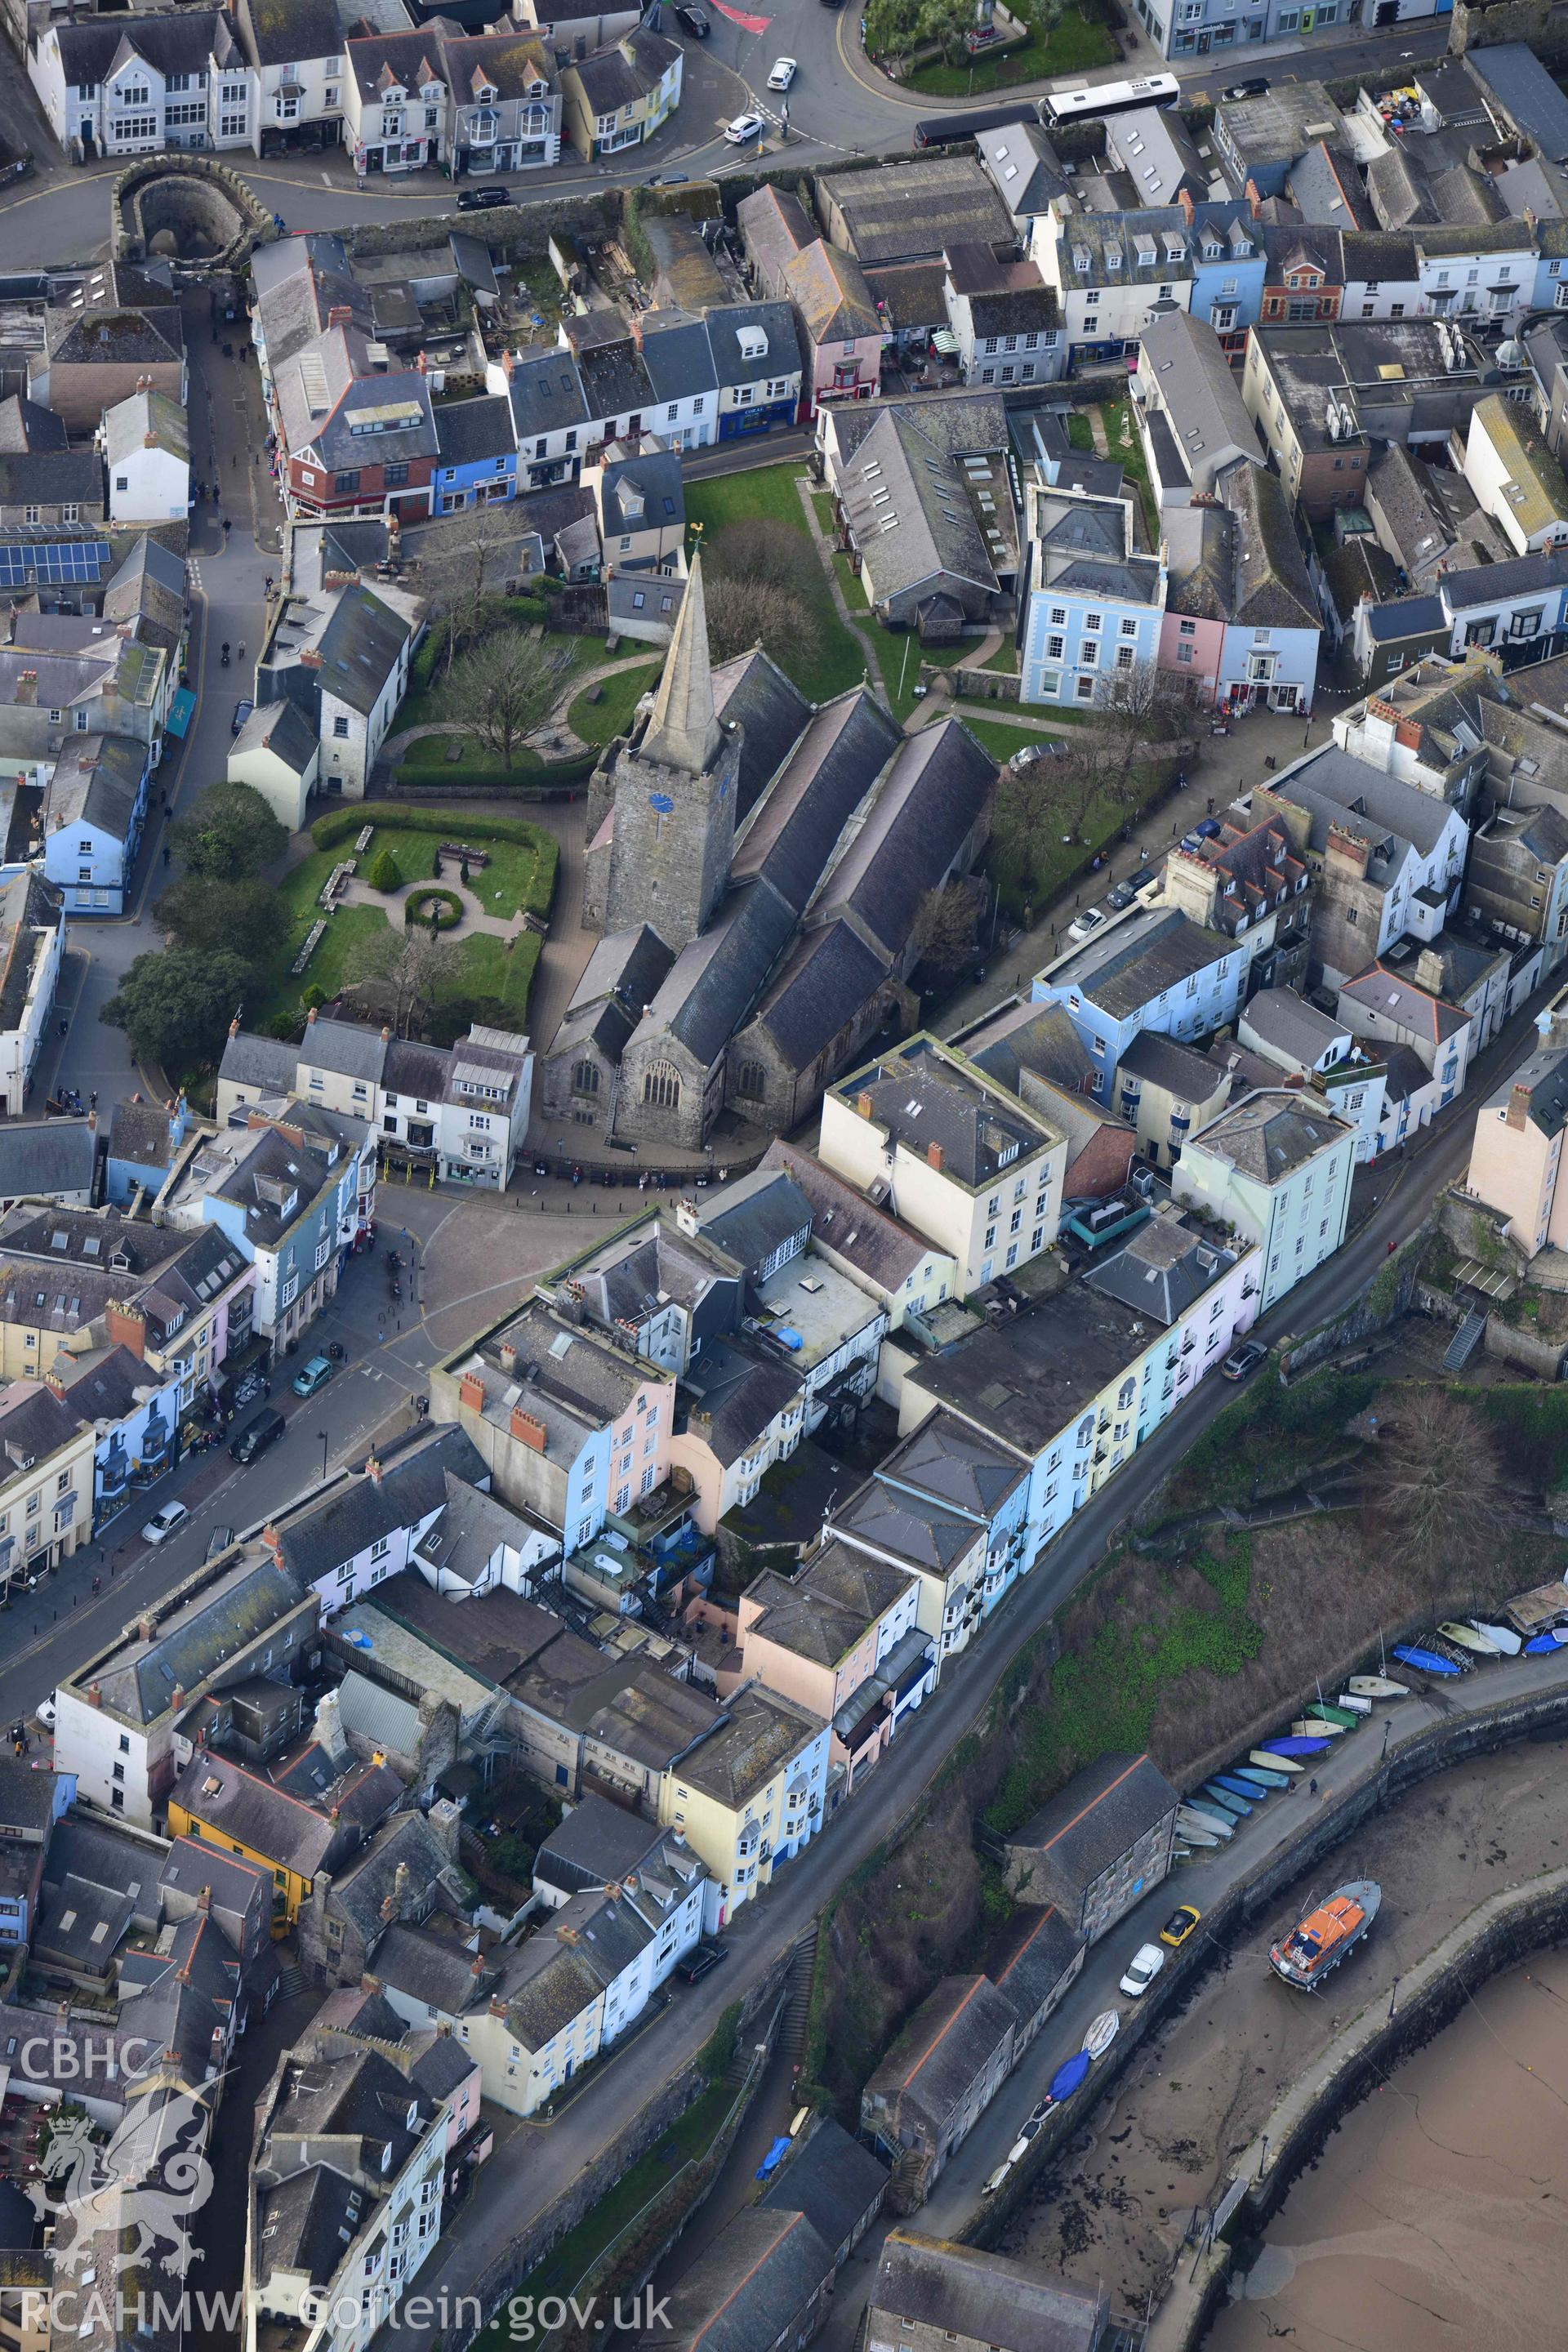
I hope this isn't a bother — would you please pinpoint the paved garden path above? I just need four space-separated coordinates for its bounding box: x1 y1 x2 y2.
336 871 530 947
380 646 656 767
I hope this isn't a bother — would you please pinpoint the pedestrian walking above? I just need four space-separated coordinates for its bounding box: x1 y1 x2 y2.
1308 1776 1318 1797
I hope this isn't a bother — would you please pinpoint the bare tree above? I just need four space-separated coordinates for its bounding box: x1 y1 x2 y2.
413 502 534 679
437 630 565 770
709 517 822 603
912 877 987 971
702 576 822 670
341 925 465 1038
1371 1391 1512 1584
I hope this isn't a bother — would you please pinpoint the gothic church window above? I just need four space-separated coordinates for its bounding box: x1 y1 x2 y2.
644 1062 682 1108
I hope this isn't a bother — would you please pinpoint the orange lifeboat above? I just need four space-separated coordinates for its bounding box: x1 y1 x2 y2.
1268 1880 1381 1989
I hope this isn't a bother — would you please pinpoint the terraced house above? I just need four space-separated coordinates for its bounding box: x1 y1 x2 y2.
29 7 255 160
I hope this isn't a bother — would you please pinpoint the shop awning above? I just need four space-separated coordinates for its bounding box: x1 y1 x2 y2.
167 688 195 738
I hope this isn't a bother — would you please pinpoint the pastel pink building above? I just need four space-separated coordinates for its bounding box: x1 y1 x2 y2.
784 240 883 418
737 1540 920 1790
1158 608 1224 706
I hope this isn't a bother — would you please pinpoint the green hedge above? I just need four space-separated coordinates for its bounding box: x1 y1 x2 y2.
397 746 601 791
310 804 559 916
406 885 464 931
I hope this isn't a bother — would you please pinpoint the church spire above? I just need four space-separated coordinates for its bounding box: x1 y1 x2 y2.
640 547 721 777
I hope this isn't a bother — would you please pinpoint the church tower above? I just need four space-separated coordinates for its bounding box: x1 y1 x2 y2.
591 554 743 951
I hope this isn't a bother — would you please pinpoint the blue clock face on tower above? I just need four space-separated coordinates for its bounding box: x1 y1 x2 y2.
648 793 675 813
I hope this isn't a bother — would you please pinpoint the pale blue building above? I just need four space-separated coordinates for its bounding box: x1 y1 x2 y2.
1021 488 1165 708
1033 906 1245 1100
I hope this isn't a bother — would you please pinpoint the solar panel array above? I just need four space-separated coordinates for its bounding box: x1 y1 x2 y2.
0 541 112 585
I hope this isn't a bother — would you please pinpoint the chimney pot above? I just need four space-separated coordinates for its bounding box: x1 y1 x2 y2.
856 1091 874 1120
459 1370 485 1414
1506 1081 1533 1131
926 1140 944 1172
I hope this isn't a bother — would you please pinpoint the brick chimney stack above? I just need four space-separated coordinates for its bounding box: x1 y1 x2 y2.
1506 1082 1534 1131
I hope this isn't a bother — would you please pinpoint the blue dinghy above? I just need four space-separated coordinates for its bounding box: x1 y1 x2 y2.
1262 1735 1331 1757
1392 1643 1461 1677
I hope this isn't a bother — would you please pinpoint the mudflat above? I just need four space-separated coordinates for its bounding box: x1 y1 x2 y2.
1211 1949 1568 2351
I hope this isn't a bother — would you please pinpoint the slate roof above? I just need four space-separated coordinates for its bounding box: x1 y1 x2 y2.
870 2233 1104 2352
731 688 900 915
171 1748 348 1879
327 1811 471 1946
1042 904 1236 1022
231 697 318 774
434 394 516 472
1467 39 1568 154
987 1900 1084 2028
677 1685 822 1809
0 396 67 455
861 1974 1018 2133
832 399 1006 604
880 1408 1025 1520
975 118 1071 218
680 1334 802 1468
1242 987 1348 1071
743 920 895 1076
831 1475 978 1577
1009 1751 1178 1882
758 1139 933 1294
334 1668 422 1759
840 1036 1058 1191
52 10 239 85
273 1427 485 1588
1470 394 1568 542
1481 1040 1568 1137
1441 549 1568 609
1087 1206 1238 1321
372 1920 489 2014
533 1790 670 1899
639 314 719 408
964 999 1095 1098
506 349 590 443
595 439 683 541
1269 742 1459 867
863 260 949 334
241 0 341 65
1188 1086 1354 1176
736 185 813 294
818 156 1013 265
651 2209 835 2352
759 2115 887 2249
575 331 656 430
784 240 880 345
817 718 996 964
644 879 797 1071
84 1550 308 1725
0 1116 95 1200
313 583 412 715
0 448 103 507
710 648 812 820
705 299 802 391
1337 961 1469 1043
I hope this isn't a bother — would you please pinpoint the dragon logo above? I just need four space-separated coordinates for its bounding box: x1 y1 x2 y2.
29 2082 217 2279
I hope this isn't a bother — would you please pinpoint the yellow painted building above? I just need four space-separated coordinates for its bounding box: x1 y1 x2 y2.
0 1380 96 1591
167 1750 344 1931
658 1685 830 1928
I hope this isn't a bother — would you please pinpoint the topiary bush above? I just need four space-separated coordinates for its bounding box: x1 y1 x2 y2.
405 885 463 931
367 846 403 893
311 804 559 917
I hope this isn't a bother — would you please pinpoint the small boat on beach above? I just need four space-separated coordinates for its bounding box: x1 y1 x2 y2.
1470 1619 1521 1656
1292 1717 1348 1739
1253 1747 1304 1773
1392 1643 1461 1677
1526 1632 1563 1655
1309 1703 1361 1731
1083 2013 1120 2060
1051 2050 1093 2100
1268 1880 1381 1989
1236 1764 1290 1789
1348 1675 1409 1699
1184 1802 1236 1836
1201 1783 1252 1816
1175 1824 1220 1849
1214 1772 1268 1800
1439 1620 1500 1658
1262 1736 1330 1757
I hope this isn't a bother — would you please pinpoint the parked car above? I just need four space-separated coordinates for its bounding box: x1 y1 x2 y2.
457 185 511 211
1195 816 1223 840
1105 880 1138 912
1067 906 1107 944
141 1500 190 1545
676 1940 729 1983
1222 1340 1269 1383
673 2 709 30
291 1355 334 1398
230 698 254 737
205 1526 237 1561
1119 1942 1166 1999
1222 76 1269 99
767 56 796 88
724 112 764 142
230 1405 286 1465
36 1694 56 1731
1159 1904 1202 1949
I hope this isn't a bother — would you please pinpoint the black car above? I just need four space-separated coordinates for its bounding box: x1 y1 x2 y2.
674 2 709 30
676 1939 729 1984
1105 880 1139 912
230 1405 286 1465
1221 77 1268 100
457 185 511 211
231 697 254 736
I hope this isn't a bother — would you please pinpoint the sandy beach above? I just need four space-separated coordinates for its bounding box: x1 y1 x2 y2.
1003 1733 1568 2319
1209 1948 1568 2352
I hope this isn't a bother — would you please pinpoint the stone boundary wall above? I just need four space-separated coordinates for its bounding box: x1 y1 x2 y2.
962 1674 1568 2251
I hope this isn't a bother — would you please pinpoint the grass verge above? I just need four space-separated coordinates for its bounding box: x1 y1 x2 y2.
569 658 661 746
903 10 1115 96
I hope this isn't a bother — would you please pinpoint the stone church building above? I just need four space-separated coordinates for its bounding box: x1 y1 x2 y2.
550 553 996 1151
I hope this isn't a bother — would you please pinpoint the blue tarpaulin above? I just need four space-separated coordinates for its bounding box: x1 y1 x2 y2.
755 2136 791 2180
1049 2051 1090 2102
167 688 195 738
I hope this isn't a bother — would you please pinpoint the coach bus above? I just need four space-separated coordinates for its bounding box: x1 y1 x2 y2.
1042 73 1180 125
911 100 1048 149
